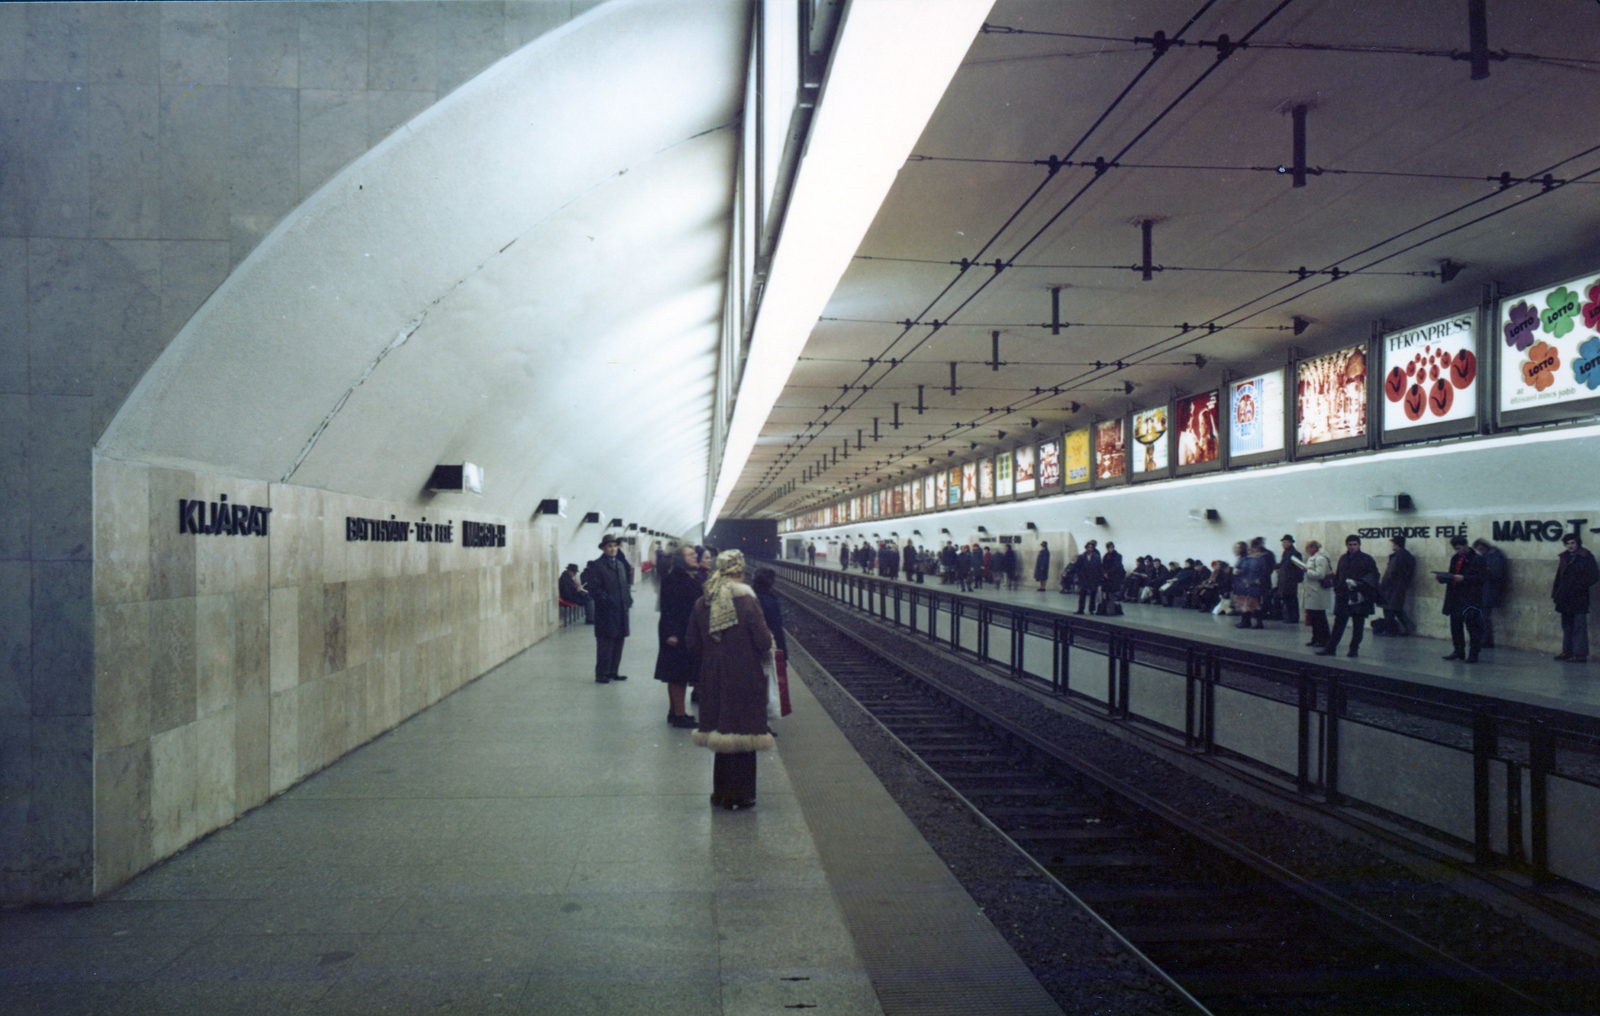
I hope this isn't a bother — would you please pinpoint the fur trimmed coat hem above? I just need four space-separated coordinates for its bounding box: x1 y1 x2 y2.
692 730 775 753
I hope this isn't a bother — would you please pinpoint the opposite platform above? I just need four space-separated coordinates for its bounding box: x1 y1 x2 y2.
0 589 1062 1016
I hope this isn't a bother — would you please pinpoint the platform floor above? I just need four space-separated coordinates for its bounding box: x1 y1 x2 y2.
827 568 1600 720
0 590 1062 1016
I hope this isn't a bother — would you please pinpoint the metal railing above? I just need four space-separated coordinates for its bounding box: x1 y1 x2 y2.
777 561 1600 891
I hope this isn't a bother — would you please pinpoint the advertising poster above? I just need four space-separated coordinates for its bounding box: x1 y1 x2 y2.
1064 427 1090 484
1229 370 1285 455
935 472 948 507
979 458 995 500
1094 419 1125 480
891 487 904 515
1176 392 1220 466
996 451 1014 497
1014 444 1037 494
1499 270 1600 417
912 477 925 512
1297 343 1368 446
961 462 978 502
1131 406 1169 475
948 468 962 506
1038 438 1062 488
1382 311 1478 433
924 474 936 509
870 492 880 518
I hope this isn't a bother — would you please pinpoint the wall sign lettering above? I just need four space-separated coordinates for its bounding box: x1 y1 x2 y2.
345 516 454 543
461 520 506 548
179 495 271 536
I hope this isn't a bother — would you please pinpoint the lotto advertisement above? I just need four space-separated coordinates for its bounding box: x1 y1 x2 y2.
1499 270 1600 416
1382 310 1478 434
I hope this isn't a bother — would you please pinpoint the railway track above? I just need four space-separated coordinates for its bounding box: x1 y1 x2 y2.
784 588 1552 1016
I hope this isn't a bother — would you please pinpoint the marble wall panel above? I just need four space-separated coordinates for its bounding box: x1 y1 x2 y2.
194 593 234 720
194 483 270 596
0 239 23 393
32 560 93 717
148 721 196 860
341 661 368 750
299 89 367 199
268 585 298 695
93 739 151 893
30 713 94 899
268 686 298 796
228 3 298 89
148 595 197 735
234 688 270 813
24 81 92 240
235 587 269 700
0 715 30 875
159 3 231 86
193 708 235 834
367 89 433 148
369 3 437 93
22 4 88 83
32 238 162 382
436 2 509 97
296 575 325 683
323 581 347 676
0 6 23 81
94 453 152 605
88 84 160 240
94 599 151 752
158 81 229 239
0 394 29 556
0 560 29 717
299 2 370 91
343 578 371 668
28 396 92 559
269 483 323 588
146 466 196 600
88 3 160 86
0 85 21 240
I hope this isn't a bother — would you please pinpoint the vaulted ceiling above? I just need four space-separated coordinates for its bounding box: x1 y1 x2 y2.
721 0 1600 520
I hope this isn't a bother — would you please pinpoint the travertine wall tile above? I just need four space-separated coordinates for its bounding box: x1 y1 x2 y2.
30 714 94 896
88 3 159 85
368 3 436 93
158 240 229 354
298 2 369 91
93 739 151 892
148 721 196 859
0 560 30 717
234 688 270 812
94 457 151 605
228 3 298 89
148 596 196 734
88 84 160 240
235 588 269 700
0 6 24 81
24 5 88 84
159 3 231 87
146 467 195 600
299 89 367 199
193 708 234 833
267 686 298 796
194 593 234 719
158 81 229 239
94 600 151 752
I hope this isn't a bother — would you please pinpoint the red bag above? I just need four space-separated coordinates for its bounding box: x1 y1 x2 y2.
775 649 792 717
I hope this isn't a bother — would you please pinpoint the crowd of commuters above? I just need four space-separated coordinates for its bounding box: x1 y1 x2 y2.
810 528 1595 663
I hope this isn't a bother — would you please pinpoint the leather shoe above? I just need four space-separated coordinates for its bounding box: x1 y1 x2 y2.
595 675 611 683
1464 655 1478 664
669 713 697 728
1554 653 1572 660
1442 652 1465 661
1347 648 1358 658
1315 648 1337 656
611 674 628 681
1572 656 1589 663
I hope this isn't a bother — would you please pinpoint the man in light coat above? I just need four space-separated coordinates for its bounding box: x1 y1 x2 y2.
1300 540 1334 647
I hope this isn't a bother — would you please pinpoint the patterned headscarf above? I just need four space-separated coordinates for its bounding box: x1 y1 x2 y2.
702 549 746 640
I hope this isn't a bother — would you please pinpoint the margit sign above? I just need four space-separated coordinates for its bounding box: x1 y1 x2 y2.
1356 518 1596 543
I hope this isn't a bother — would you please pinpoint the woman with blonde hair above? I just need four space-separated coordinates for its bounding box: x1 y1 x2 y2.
686 550 775 810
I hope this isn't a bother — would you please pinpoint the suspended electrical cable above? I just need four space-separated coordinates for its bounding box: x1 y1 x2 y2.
902 154 1600 187
853 255 1442 277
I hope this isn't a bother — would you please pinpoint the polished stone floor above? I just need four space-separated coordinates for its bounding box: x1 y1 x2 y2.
0 590 1061 1015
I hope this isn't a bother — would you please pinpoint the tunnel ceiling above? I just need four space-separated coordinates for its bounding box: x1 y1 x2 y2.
720 0 1600 520
99 0 748 538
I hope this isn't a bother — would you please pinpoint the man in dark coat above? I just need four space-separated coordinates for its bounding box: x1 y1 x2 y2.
1101 542 1124 602
1379 534 1416 636
903 540 920 584
1439 535 1486 663
1473 538 1508 649
1276 535 1304 625
1553 533 1599 662
1034 541 1050 591
1001 542 1019 590
1317 535 1381 658
1074 540 1102 615
582 533 634 683
880 540 900 581
956 544 974 592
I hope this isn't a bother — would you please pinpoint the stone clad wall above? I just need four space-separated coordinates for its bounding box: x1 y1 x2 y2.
92 456 555 895
1 0 595 907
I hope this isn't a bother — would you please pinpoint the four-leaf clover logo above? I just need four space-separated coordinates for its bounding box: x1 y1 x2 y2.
1575 337 1600 391
1542 286 1581 339
1583 280 1600 333
1503 300 1539 350
1522 341 1561 392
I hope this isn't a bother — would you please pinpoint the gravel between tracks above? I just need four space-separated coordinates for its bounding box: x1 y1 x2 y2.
785 591 1600 1016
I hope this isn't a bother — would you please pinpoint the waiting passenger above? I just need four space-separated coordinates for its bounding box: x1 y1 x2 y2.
1232 539 1273 629
655 544 703 728
1301 540 1334 648
687 550 775 810
1034 541 1050 591
1552 533 1598 662
1439 535 1486 663
1318 535 1381 659
558 563 593 624
1073 541 1102 615
1377 535 1416 637
751 567 790 717
1473 538 1508 649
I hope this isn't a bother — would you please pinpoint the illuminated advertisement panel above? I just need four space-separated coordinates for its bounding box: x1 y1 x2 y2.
1038 438 1061 489
1381 310 1478 440
978 458 995 500
1296 343 1368 452
1063 427 1090 488
870 492 880 518
891 486 904 515
924 474 936 509
961 462 978 502
1229 369 1285 464
935 472 948 507
1014 444 1037 495
1094 418 1126 483
1130 406 1169 477
995 450 1014 497
1499 269 1600 425
946 468 960 506
1175 391 1221 473
912 477 925 512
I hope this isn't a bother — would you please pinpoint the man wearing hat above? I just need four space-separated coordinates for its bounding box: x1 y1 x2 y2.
1276 535 1304 626
1439 535 1486 663
582 533 634 683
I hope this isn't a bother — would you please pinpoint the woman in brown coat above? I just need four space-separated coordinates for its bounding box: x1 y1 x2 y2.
687 550 775 810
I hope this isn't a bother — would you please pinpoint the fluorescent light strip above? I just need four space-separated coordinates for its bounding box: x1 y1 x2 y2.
707 0 994 523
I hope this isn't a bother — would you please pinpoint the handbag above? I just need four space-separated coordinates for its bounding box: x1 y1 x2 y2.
1319 574 1337 588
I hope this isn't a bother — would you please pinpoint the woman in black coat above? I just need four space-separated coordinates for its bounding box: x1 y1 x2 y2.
654 544 703 727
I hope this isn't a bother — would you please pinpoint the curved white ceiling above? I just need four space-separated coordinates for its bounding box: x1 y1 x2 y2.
99 0 749 537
